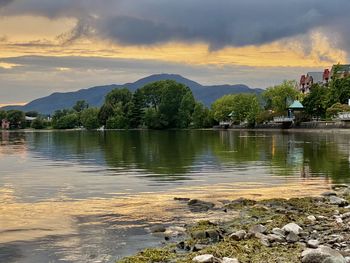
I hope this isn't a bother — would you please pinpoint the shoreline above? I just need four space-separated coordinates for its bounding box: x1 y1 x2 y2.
118 184 350 263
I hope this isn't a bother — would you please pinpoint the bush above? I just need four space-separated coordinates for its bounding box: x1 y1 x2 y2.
326 103 350 119
31 118 46 129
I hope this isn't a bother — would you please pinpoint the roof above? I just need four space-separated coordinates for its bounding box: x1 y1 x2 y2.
289 100 304 109
332 64 350 73
306 72 323 83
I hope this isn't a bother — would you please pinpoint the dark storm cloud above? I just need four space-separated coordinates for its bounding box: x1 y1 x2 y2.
1 0 350 50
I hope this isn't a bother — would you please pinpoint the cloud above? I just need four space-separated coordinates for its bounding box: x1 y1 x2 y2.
1 0 350 52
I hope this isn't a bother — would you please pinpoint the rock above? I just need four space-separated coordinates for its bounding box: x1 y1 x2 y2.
150 225 166 233
192 230 207 239
307 215 317 222
335 217 344 224
260 238 271 247
267 233 285 242
329 196 348 207
192 244 208 252
332 184 349 190
222 257 239 263
229 230 247 241
341 212 350 219
188 199 215 212
174 197 190 202
248 224 267 235
322 191 338 197
272 227 285 236
322 257 347 263
192 254 214 262
164 226 186 237
307 239 320 248
282 223 303 235
206 229 221 241
230 197 256 206
286 232 299 243
344 257 350 263
302 246 345 263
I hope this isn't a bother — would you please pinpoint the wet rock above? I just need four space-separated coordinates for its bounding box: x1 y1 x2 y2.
222 257 239 263
206 229 221 241
229 230 246 241
188 199 215 212
302 246 345 263
150 225 166 233
307 239 320 248
329 196 348 207
282 223 303 235
248 224 267 235
286 232 299 243
322 191 338 197
174 197 190 202
230 197 256 206
193 254 214 262
192 230 207 239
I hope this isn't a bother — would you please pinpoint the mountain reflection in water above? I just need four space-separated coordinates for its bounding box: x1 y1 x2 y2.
1 130 349 262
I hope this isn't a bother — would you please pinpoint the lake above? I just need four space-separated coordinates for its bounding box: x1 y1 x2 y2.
1 130 350 262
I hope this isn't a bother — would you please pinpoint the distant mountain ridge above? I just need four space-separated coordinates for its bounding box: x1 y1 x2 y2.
2 74 262 114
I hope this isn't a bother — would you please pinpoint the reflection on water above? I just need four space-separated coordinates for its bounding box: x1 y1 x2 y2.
1 130 350 262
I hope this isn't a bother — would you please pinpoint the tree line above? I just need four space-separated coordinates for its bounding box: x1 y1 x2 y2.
1 75 350 130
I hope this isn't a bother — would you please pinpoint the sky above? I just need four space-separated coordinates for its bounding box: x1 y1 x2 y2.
0 0 349 106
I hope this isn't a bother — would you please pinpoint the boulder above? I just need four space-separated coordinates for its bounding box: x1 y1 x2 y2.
193 254 215 263
282 223 303 235
307 239 320 248
302 246 345 263
329 196 348 207
248 224 267 235
149 225 166 233
229 230 247 241
286 232 299 243
188 199 215 212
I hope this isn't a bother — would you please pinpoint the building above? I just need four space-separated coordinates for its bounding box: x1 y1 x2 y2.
331 64 350 79
299 72 323 93
1 119 10 129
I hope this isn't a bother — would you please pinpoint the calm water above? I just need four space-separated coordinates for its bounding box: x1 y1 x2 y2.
1 130 350 262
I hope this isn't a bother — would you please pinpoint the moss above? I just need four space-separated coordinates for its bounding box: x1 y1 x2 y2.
187 220 218 233
117 247 176 263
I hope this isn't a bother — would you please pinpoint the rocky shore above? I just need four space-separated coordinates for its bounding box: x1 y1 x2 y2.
118 184 350 263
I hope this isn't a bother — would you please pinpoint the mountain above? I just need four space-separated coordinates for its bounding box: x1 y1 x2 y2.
2 74 262 114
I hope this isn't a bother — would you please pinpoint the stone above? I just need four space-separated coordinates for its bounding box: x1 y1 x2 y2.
282 223 303 235
222 257 239 263
272 227 285 236
307 239 320 248
192 230 207 239
322 191 338 197
286 232 299 243
344 257 350 263
341 212 350 219
188 199 215 212
260 238 271 247
229 230 247 241
206 229 221 241
329 196 348 207
248 224 267 235
335 217 343 224
164 226 186 237
267 233 285 242
307 215 317 222
193 254 214 263
302 246 345 263
322 257 347 263
150 225 166 233
174 197 190 202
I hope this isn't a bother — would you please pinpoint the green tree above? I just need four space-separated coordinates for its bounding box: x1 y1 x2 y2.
98 88 132 127
178 91 195 128
302 84 329 119
73 100 89 113
328 76 350 106
0 110 7 120
55 113 79 129
211 94 236 122
31 117 46 129
263 80 299 113
129 89 145 128
7 110 25 129
80 108 100 130
326 103 350 119
192 102 215 128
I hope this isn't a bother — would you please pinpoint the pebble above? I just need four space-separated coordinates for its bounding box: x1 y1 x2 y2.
307 239 320 248
282 223 303 235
